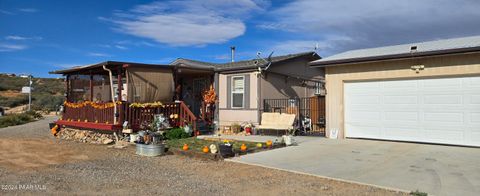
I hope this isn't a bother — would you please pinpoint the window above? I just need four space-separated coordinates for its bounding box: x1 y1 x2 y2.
314 82 325 95
231 76 244 108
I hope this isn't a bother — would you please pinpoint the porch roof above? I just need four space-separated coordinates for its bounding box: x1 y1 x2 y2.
49 61 171 75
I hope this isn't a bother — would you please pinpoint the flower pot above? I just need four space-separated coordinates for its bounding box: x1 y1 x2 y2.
245 127 252 135
136 143 165 157
218 144 234 158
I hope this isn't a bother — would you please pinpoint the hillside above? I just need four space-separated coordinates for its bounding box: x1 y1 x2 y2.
0 75 65 112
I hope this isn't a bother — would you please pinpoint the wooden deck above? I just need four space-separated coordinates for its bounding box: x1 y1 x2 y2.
57 101 197 132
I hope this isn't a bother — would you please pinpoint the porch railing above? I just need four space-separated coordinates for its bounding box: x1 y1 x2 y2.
62 103 124 124
62 101 197 132
125 101 197 131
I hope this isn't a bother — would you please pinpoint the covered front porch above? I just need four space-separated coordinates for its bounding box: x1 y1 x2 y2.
50 61 216 133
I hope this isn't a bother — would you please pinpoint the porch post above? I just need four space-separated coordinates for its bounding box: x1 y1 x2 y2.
214 72 219 130
65 75 69 102
89 72 93 101
117 67 123 125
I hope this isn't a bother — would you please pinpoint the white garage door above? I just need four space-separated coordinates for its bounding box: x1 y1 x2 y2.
344 76 480 147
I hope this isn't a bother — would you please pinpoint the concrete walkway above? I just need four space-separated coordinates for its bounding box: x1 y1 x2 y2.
228 138 480 196
197 134 320 144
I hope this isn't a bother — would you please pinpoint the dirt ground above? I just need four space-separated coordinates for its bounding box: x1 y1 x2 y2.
0 117 408 195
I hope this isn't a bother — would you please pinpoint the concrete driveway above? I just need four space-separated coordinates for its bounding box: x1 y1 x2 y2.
228 138 480 196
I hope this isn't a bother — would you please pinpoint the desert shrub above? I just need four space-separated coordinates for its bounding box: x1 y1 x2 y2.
165 127 190 140
32 94 64 112
410 190 428 196
0 110 43 128
24 110 43 119
0 95 28 108
0 113 33 128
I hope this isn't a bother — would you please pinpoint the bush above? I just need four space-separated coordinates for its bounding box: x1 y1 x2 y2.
410 190 428 196
165 127 190 140
24 110 43 119
0 113 33 128
0 110 43 128
0 95 28 108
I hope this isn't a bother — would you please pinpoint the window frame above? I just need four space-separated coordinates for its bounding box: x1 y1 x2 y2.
231 76 245 109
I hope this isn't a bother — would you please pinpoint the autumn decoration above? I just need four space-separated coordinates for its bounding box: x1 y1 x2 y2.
202 146 209 153
240 143 247 152
203 84 217 104
266 140 273 148
64 101 122 109
182 144 189 151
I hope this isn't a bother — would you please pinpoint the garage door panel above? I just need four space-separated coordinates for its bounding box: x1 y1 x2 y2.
423 95 463 104
384 111 418 121
471 113 480 123
423 112 464 123
346 111 381 121
344 76 480 147
423 78 462 88
383 80 418 89
425 129 464 141
384 128 420 138
345 124 381 138
471 95 480 104
383 95 417 104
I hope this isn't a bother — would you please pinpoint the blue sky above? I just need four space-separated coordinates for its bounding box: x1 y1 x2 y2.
1 0 479 78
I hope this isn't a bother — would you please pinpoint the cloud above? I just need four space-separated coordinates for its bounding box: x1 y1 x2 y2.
0 43 28 52
114 45 127 50
102 0 267 46
0 9 14 15
259 0 480 55
87 52 111 57
18 8 38 13
5 35 42 41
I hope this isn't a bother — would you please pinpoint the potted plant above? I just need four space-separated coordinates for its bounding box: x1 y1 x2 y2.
231 123 241 134
218 140 234 158
242 122 253 135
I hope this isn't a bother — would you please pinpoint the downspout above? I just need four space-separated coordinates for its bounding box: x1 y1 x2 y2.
103 65 117 124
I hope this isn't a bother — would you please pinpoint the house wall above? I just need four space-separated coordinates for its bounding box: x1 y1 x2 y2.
260 57 324 108
218 72 259 126
324 52 480 139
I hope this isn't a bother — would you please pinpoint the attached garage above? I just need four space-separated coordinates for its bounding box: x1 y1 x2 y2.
344 76 480 146
309 35 480 147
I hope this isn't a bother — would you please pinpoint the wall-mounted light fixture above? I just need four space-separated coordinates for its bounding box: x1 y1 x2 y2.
411 64 425 73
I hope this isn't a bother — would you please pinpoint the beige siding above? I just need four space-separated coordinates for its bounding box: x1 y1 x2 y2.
325 52 480 139
219 110 259 126
219 74 227 108
218 72 259 126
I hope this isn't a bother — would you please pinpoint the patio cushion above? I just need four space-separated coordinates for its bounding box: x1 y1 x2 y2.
258 112 296 130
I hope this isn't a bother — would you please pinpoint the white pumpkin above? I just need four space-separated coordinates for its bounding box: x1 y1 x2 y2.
209 144 218 154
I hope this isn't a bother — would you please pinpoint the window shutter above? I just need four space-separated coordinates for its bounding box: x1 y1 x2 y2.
227 75 231 109
244 74 250 109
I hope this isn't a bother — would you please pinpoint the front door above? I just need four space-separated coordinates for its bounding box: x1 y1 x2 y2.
193 78 207 117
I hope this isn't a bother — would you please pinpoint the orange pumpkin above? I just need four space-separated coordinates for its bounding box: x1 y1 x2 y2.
266 140 273 147
51 125 58 136
240 143 247 152
202 146 209 153
182 144 189 151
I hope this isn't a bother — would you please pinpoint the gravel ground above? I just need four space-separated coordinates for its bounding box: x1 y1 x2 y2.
0 117 408 196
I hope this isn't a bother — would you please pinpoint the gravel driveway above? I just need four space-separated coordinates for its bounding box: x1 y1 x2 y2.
0 117 407 195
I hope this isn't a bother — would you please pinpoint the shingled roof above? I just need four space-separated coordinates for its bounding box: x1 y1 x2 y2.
310 35 480 67
171 51 320 71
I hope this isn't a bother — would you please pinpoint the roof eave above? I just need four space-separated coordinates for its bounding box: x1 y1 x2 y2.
309 46 480 67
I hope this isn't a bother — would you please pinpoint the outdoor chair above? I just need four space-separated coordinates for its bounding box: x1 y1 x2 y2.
257 112 296 136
